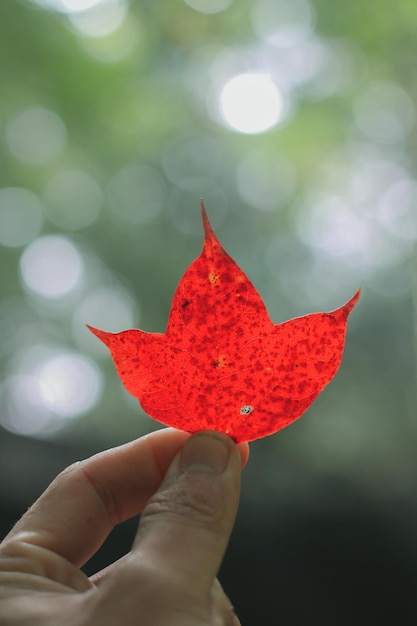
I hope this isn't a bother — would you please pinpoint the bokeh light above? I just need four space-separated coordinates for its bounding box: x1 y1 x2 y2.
299 38 368 99
79 13 140 62
19 236 84 299
184 0 232 14
6 107 67 165
377 179 417 240
31 0 105 12
0 350 102 436
0 188 43 248
219 73 284 133
72 285 139 354
0 374 54 436
68 0 128 38
252 0 314 47
296 195 374 264
36 352 102 417
292 145 417 301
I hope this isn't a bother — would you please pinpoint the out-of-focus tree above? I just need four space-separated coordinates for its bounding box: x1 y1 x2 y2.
1 3 417 621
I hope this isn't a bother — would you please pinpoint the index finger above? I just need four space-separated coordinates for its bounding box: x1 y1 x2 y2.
2 428 190 566
3 428 249 568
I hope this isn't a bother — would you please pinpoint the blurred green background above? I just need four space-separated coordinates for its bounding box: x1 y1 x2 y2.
1 0 417 623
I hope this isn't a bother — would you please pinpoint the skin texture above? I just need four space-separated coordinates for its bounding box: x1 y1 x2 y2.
0 429 249 626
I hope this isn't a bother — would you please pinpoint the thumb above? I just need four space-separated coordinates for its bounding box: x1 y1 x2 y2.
131 431 244 595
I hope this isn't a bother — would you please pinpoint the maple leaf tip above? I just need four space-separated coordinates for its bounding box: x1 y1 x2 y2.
339 288 361 318
350 287 361 307
200 199 216 244
200 198 208 222
86 324 108 342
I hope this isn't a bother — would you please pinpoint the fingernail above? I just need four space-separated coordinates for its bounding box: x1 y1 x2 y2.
179 432 230 474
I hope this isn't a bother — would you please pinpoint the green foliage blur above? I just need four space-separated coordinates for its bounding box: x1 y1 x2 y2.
1 1 417 622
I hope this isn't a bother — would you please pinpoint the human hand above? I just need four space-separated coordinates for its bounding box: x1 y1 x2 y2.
0 429 249 625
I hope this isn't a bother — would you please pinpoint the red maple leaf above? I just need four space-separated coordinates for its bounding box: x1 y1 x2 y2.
89 202 359 443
